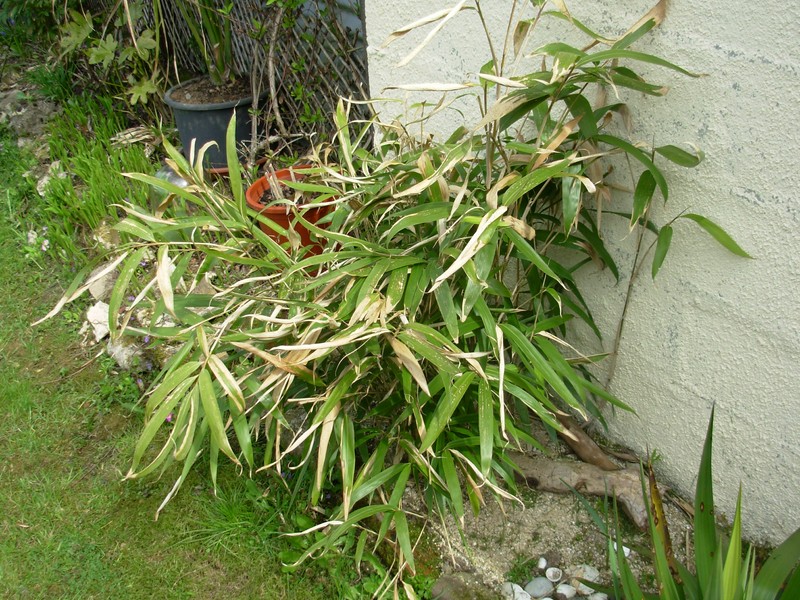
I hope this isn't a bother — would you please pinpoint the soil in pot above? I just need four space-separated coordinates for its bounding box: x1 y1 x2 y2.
167 77 253 105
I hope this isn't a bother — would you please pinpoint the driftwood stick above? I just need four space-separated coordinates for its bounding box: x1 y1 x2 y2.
510 452 648 530
556 414 620 471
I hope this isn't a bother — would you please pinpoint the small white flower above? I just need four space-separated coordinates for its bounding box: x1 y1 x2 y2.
41 239 50 252
27 230 37 244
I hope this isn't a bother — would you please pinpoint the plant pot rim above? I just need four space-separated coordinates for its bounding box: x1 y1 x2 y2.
245 165 315 213
164 76 266 112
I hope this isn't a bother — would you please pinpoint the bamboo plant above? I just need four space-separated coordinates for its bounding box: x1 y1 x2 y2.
41 1 750 594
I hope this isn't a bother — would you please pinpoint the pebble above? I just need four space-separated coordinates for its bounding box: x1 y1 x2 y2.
545 567 562 582
556 583 577 599
537 557 548 570
501 582 532 600
524 576 553 598
587 594 608 600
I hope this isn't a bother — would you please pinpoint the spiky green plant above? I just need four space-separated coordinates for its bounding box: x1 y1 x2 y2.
596 409 800 600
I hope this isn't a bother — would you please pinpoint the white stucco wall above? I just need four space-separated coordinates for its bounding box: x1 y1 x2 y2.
364 0 800 545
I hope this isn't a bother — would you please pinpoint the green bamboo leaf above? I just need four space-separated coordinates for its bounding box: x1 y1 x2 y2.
225 112 245 218
394 511 417 573
108 247 147 338
433 279 460 341
695 408 719 595
206 354 245 414
442 450 464 519
419 372 476 453
145 361 203 414
501 163 571 206
595 134 669 201
404 264 430 317
562 168 583 233
130 377 195 475
312 369 357 426
577 48 700 77
477 379 494 476
631 170 656 226
612 18 657 50
113 217 156 242
500 324 584 416
385 266 408 312
339 413 356 518
656 144 704 168
564 94 598 138
351 463 409 507
681 214 752 258
752 527 800 600
198 370 239 464
155 419 209 518
652 225 674 279
376 465 413 547
503 228 563 284
382 203 453 241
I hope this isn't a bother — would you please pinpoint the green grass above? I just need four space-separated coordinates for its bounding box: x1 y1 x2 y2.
0 222 345 599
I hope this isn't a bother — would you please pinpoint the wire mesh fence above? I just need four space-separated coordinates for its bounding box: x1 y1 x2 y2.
154 0 370 152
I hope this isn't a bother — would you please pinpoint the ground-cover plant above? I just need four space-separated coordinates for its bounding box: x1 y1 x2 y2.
584 409 800 600
40 1 748 595
39 95 156 262
58 1 163 108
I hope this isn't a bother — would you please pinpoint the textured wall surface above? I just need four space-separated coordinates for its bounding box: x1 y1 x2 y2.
364 0 800 545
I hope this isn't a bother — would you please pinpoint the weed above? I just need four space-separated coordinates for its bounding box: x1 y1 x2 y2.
505 554 539 585
25 62 76 102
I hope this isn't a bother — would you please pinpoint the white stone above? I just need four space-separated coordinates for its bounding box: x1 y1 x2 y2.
524 577 552 598
588 594 608 600
86 301 110 342
107 337 144 371
501 582 532 600
545 567 562 583
555 583 577 599
87 263 119 301
537 557 547 570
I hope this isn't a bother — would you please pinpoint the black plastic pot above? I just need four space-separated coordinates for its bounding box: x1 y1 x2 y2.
164 78 267 173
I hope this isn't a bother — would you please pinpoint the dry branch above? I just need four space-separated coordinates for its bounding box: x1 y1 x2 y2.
510 451 649 529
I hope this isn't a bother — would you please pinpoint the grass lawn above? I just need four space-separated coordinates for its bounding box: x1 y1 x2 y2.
0 220 342 598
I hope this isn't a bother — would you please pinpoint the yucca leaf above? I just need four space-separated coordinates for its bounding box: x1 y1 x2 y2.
752 526 800 600
695 407 719 594
721 486 744 600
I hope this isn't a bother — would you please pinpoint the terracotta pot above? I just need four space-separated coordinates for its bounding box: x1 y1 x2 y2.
245 166 333 256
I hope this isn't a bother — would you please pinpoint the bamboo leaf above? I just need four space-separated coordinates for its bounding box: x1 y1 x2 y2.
388 335 430 395
656 144 704 168
477 379 494 476
442 450 464 520
632 170 657 227
652 225 673 279
198 370 238 464
419 372 476 452
394 511 416 574
681 214 752 258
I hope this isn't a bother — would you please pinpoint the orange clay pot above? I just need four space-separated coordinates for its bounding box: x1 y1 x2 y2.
245 165 333 256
